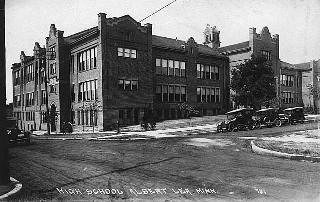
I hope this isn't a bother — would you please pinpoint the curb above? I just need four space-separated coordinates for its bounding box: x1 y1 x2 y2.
251 140 320 162
0 177 22 200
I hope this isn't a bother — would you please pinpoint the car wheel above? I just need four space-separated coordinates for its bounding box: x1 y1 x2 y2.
274 119 282 127
228 123 235 132
255 122 261 129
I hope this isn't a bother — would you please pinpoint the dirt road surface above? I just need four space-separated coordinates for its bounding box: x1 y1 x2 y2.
8 123 320 201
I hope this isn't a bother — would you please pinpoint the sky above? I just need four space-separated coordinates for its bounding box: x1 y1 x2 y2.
5 0 320 103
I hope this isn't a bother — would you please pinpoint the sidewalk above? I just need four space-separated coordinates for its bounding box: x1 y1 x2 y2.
32 115 225 140
0 177 22 200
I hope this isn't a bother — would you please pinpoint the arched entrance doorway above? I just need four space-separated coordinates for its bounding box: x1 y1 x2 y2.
50 104 57 132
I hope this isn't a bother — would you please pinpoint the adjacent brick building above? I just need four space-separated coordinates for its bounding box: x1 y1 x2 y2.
11 13 230 132
218 26 303 109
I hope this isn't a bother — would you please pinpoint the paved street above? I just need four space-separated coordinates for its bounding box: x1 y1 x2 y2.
8 122 320 202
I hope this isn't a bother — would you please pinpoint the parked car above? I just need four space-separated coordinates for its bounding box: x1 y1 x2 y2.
283 107 305 124
255 108 283 128
7 127 31 145
217 108 256 132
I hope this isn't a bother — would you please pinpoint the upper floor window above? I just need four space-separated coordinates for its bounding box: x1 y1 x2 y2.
50 63 56 75
281 74 294 87
118 79 138 91
261 50 271 61
48 46 56 59
13 95 21 107
197 64 219 80
14 70 20 85
26 92 34 106
70 55 75 73
155 58 186 77
25 64 34 82
281 91 294 104
41 90 47 105
78 46 97 72
117 48 137 59
78 79 98 101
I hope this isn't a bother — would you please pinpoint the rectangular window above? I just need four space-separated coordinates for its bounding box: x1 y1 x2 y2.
124 49 130 57
156 58 161 75
197 87 201 102
201 64 205 79
131 80 138 91
261 50 271 61
211 88 215 102
168 60 174 76
169 86 174 102
215 88 220 103
118 79 124 90
41 90 47 105
197 64 201 78
78 83 83 101
181 62 186 77
174 61 180 76
118 48 124 57
205 65 210 79
181 86 186 102
124 80 131 90
86 49 90 69
162 59 168 75
156 85 162 102
214 66 219 80
163 85 168 102
175 86 181 102
206 88 211 102
201 87 206 102
131 49 137 59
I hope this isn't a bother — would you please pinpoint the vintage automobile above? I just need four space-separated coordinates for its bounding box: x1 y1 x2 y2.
283 107 305 124
7 127 31 145
6 117 31 145
255 108 284 128
217 108 256 132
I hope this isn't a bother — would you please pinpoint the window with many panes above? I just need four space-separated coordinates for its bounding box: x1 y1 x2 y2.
118 79 138 91
156 84 187 103
14 70 20 85
117 48 137 59
155 58 186 77
281 74 294 87
261 50 271 61
78 79 98 101
197 87 220 103
78 47 97 72
197 63 219 80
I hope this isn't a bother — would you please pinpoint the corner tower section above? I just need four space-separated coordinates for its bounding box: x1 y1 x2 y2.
98 14 153 129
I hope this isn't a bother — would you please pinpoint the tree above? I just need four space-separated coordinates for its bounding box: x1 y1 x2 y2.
231 56 276 109
178 103 199 125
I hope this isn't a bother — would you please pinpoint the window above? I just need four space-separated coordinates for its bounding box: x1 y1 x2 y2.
261 50 271 61
156 58 161 75
26 92 34 106
180 62 186 77
78 80 98 101
118 79 138 91
197 87 220 103
14 70 20 85
174 61 180 76
282 91 293 104
14 95 21 107
48 46 56 59
25 64 34 82
50 63 56 75
117 47 137 59
168 60 174 76
162 59 168 75
175 86 181 102
169 86 174 102
50 84 56 93
156 85 162 102
78 46 97 72
41 90 47 105
205 66 210 79
157 84 186 103
281 74 294 87
163 85 168 102
197 63 219 80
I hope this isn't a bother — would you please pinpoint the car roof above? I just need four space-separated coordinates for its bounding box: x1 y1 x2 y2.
256 108 277 112
284 107 303 111
226 108 253 114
